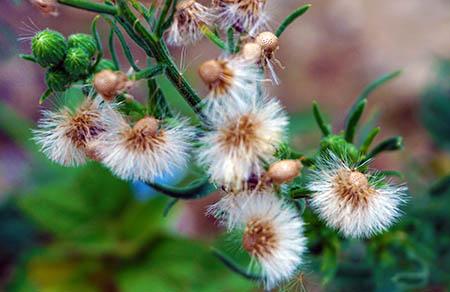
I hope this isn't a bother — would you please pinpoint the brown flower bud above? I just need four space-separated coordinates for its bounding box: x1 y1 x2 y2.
242 42 263 63
198 60 223 85
133 116 160 137
267 159 302 184
93 70 128 101
255 31 279 54
30 0 58 16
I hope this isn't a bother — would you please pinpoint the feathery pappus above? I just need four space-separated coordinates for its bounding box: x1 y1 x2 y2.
212 0 268 34
197 96 288 190
226 191 307 289
33 96 114 166
93 115 195 182
198 57 261 117
167 0 213 46
307 152 407 238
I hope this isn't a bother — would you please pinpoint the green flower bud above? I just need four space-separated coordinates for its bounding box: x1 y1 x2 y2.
45 68 71 92
68 33 97 57
320 135 360 162
64 47 91 79
94 59 116 73
31 29 67 68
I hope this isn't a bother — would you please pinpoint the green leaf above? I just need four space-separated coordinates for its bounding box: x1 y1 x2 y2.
345 99 367 142
200 25 227 50
275 4 312 37
366 136 403 159
312 101 332 136
359 127 380 154
146 177 216 200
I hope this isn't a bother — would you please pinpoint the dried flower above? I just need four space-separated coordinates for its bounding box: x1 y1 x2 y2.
267 159 302 184
254 31 283 84
307 152 407 238
167 0 213 46
197 97 288 190
93 70 133 101
213 0 268 34
30 0 59 17
33 97 114 166
241 42 263 63
198 57 261 116
229 191 306 289
93 116 195 182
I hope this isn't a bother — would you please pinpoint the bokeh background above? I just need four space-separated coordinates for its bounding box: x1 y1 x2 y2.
0 0 449 291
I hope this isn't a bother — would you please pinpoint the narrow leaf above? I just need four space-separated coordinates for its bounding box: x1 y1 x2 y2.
211 248 262 281
359 127 380 154
227 27 235 53
39 89 53 104
146 178 216 200
163 198 179 217
91 15 104 69
366 136 403 159
275 4 312 37
19 54 37 63
108 27 120 70
155 0 173 36
312 101 331 136
200 25 227 50
345 99 367 142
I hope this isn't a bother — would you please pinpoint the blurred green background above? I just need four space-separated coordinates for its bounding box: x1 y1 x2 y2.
0 0 449 291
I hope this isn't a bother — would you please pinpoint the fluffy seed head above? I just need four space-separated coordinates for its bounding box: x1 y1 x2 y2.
93 70 129 101
307 152 408 238
197 97 288 190
267 159 302 184
214 191 307 289
167 0 213 46
93 115 195 182
256 31 279 53
242 42 263 63
30 0 58 16
33 97 113 166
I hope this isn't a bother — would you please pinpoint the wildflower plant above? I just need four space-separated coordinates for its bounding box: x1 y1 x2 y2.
21 0 409 289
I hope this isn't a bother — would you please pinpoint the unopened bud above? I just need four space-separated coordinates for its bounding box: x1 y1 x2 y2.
31 29 67 67
255 31 279 54
133 117 160 137
93 70 128 101
94 59 116 73
242 42 262 62
267 159 302 184
198 60 223 85
45 68 71 92
64 47 91 78
68 33 97 57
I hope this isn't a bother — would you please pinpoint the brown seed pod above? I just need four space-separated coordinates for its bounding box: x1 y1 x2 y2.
198 60 223 85
255 31 279 54
93 70 129 101
133 116 160 137
30 0 58 16
267 159 302 184
242 42 263 63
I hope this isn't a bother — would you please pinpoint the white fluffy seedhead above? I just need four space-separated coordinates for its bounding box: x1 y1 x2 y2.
93 115 195 182
307 152 408 238
215 191 307 289
198 57 262 118
33 96 116 166
167 0 213 46
213 0 268 35
197 96 288 190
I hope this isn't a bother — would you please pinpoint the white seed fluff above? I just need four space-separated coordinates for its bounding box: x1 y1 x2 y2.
229 191 307 289
167 0 213 46
33 97 114 166
307 153 407 238
197 96 288 190
93 116 195 182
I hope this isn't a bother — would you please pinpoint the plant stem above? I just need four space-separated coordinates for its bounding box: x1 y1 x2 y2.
116 0 204 117
57 0 117 15
275 4 312 37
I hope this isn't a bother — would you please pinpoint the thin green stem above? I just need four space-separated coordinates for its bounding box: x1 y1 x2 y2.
200 25 227 50
57 0 117 15
155 0 173 36
132 64 166 80
108 28 120 70
211 248 262 281
275 4 312 37
227 27 235 53
146 178 215 200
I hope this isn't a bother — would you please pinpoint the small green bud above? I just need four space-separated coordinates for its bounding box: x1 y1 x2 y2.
45 68 71 92
68 33 97 57
64 47 91 79
320 135 360 162
31 29 67 67
94 59 116 73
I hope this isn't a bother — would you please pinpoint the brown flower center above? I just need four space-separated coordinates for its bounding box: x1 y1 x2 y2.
124 117 165 152
66 109 103 149
242 218 277 258
219 115 258 150
333 169 374 208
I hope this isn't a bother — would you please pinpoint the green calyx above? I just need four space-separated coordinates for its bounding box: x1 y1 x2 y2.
45 68 71 92
68 33 97 57
64 47 91 78
31 29 67 68
320 134 360 163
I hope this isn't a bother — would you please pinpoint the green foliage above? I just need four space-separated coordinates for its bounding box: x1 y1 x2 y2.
31 29 67 67
68 33 97 57
63 47 91 78
45 68 71 92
